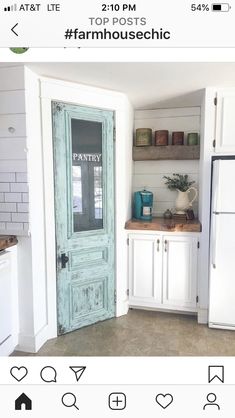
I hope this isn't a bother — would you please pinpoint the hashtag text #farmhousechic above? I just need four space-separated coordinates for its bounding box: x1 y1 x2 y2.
64 28 171 40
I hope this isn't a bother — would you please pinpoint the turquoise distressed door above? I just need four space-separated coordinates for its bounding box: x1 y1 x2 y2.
52 102 115 335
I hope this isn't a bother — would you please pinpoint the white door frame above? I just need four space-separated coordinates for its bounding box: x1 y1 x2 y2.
24 69 133 352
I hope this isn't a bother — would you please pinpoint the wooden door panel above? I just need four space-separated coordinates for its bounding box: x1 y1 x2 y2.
70 277 108 320
69 247 108 270
52 102 115 334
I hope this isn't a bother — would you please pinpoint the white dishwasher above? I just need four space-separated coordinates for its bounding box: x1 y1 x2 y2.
0 251 12 347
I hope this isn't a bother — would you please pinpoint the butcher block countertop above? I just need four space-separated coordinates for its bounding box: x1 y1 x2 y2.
0 235 18 250
125 217 201 233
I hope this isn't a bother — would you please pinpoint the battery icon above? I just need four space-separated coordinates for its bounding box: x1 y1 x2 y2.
212 3 231 11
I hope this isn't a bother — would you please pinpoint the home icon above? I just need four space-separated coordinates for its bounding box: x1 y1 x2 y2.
15 393 32 410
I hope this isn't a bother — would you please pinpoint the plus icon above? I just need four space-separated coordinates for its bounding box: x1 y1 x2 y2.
109 393 126 410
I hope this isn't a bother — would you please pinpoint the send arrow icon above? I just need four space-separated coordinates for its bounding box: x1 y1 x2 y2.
69 366 86 382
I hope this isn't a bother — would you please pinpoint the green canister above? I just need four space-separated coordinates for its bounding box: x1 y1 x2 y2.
135 128 152 146
187 133 199 145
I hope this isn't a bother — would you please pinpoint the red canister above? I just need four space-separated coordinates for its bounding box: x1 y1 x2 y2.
172 131 184 145
155 130 169 146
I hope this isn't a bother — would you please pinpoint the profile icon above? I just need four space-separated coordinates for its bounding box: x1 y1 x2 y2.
203 393 220 410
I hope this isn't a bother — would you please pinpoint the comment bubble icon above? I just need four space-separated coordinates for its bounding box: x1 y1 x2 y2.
40 366 57 383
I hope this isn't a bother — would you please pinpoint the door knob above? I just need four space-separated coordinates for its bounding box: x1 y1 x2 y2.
61 253 69 268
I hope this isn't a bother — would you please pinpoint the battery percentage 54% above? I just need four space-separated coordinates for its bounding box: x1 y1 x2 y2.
191 3 210 11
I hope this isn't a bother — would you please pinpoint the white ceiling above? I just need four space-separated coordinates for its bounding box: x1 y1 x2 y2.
25 62 235 109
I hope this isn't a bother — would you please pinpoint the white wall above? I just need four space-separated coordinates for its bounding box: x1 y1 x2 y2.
17 71 133 353
134 108 200 216
198 88 218 323
0 66 29 236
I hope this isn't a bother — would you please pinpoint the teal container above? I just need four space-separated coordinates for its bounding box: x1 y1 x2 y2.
134 190 153 220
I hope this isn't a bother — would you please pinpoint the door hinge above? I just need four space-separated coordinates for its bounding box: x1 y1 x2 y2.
197 241 200 249
113 127 116 142
214 97 217 106
127 289 129 296
213 139 216 148
58 324 65 335
127 238 129 246
114 290 117 304
196 295 199 304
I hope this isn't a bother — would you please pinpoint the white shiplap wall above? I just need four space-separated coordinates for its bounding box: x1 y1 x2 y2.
134 107 200 216
0 66 29 235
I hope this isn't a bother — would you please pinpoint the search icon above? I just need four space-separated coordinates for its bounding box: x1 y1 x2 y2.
61 392 79 410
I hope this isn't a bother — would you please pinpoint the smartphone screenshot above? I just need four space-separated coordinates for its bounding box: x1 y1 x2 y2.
0 0 235 416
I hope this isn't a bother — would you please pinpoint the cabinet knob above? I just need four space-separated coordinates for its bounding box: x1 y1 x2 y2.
157 239 160 252
164 240 168 252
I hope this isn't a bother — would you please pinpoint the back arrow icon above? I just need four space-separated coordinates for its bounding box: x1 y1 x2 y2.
11 23 19 36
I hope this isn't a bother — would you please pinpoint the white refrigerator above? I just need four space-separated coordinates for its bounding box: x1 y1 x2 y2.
209 158 235 329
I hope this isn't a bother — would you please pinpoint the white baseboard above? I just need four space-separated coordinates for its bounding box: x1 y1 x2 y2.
197 308 208 324
116 299 129 317
0 335 17 356
130 305 197 316
16 324 56 353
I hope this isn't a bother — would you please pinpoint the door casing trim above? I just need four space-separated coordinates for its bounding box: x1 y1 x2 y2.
22 72 133 352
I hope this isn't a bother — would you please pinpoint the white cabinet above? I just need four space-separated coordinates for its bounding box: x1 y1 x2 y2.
215 88 235 154
0 246 18 356
129 234 162 307
162 235 197 310
128 233 198 312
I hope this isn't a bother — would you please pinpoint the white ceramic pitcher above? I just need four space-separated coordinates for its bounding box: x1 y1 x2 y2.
175 187 198 214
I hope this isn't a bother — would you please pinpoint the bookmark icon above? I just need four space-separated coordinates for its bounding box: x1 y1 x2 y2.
208 366 224 383
69 366 86 382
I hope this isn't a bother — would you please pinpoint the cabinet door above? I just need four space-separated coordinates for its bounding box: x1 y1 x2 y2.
129 234 162 306
215 89 235 153
162 235 197 310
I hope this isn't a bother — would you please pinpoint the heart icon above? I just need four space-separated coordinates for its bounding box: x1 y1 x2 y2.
156 393 173 409
10 366 28 382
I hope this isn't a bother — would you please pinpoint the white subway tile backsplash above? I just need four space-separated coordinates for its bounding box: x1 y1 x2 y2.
10 182 28 192
6 222 23 231
22 193 29 203
17 203 29 212
0 160 27 173
0 183 10 192
0 138 27 160
0 173 15 182
0 202 16 212
16 172 27 182
0 213 11 221
12 212 28 222
0 72 28 237
23 222 29 232
4 192 22 202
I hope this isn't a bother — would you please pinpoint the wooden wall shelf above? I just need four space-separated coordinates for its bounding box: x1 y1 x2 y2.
133 145 200 161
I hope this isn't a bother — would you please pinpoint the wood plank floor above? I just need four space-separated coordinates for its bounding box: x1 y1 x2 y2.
12 309 235 356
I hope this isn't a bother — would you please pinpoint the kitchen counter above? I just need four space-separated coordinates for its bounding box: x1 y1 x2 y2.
0 235 18 251
125 217 201 232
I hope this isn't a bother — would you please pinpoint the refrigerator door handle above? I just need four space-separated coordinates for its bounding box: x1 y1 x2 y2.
212 160 220 213
211 214 218 269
